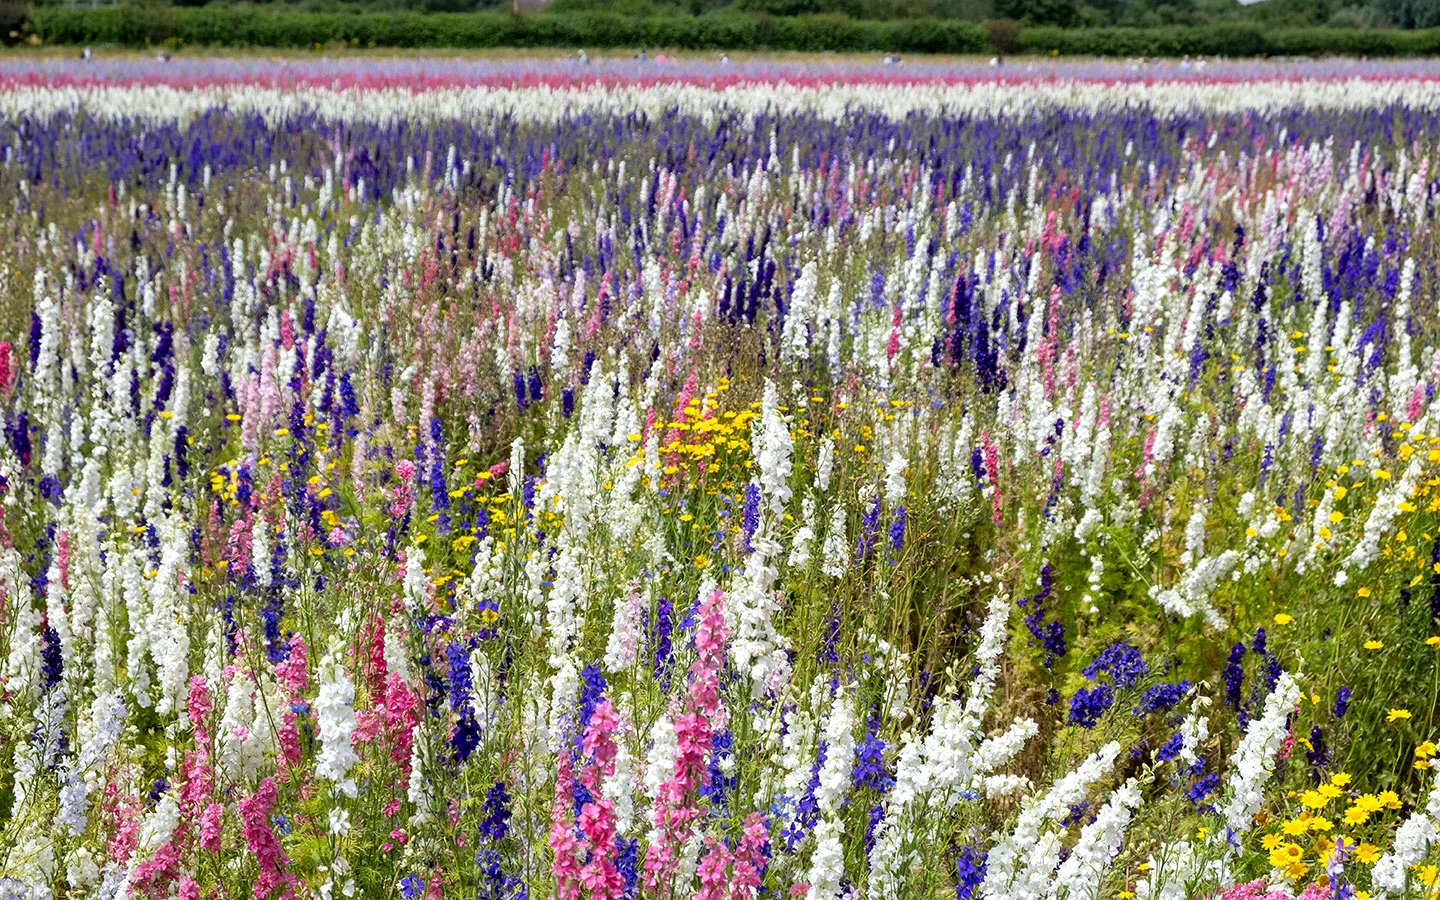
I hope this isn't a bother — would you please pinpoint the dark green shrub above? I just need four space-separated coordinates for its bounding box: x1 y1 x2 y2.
985 17 1021 51
1013 23 1440 55
24 7 1440 56
0 1 26 43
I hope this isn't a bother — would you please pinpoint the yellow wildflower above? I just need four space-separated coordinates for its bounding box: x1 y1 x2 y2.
1299 790 1329 809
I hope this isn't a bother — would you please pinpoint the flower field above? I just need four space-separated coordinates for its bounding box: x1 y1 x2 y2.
2 54 1440 900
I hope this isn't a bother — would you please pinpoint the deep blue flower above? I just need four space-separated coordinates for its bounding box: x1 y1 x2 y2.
577 662 607 737
1134 679 1191 715
1068 683 1114 729
8 411 31 466
451 712 482 762
955 846 987 900
1062 800 1093 827
480 782 512 842
1251 626 1268 656
1155 732 1184 763
1222 642 1246 710
1021 565 1064 667
38 474 62 506
888 505 907 559
741 482 761 553
782 742 828 851
1083 641 1147 688
652 595 674 691
260 591 290 665
616 836 639 899
447 641 473 712
41 625 63 691
852 721 891 792
339 373 359 419
864 802 885 854
1187 772 1220 807
700 729 736 806
855 493 881 562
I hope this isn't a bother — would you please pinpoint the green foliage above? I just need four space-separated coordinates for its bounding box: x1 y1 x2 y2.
26 3 1440 51
27 5 994 50
0 1 27 42
1375 0 1440 28
996 0 1079 27
1015 21 1440 53
22 0 1440 31
984 15 1022 49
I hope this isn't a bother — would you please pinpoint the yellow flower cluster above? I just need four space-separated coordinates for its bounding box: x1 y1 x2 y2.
634 378 762 477
1260 774 1405 883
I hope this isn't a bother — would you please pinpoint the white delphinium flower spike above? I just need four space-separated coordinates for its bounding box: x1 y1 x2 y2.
316 645 361 798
